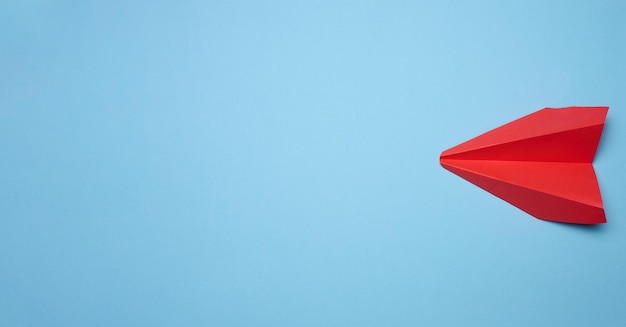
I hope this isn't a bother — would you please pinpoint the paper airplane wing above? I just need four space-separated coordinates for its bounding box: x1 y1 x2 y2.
440 106 608 224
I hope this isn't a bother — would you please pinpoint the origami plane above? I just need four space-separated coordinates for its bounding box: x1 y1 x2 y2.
440 106 608 224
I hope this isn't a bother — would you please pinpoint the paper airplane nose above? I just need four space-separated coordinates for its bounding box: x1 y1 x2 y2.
440 106 608 224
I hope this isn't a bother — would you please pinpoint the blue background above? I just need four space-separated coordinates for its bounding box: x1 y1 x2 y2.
1 1 625 326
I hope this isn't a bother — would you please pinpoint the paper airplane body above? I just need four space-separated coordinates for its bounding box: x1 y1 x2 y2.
440 106 608 224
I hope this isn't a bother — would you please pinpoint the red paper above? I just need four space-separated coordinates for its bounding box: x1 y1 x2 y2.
440 106 608 224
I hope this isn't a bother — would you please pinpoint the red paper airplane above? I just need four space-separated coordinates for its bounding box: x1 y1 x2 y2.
440 106 608 224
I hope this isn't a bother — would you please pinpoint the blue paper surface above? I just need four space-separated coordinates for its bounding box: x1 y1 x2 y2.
1 1 625 326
